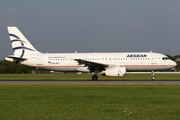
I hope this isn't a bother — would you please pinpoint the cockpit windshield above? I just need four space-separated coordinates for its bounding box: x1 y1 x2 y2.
162 57 169 60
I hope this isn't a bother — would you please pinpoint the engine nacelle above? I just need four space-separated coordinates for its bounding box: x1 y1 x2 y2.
102 66 126 77
77 67 90 72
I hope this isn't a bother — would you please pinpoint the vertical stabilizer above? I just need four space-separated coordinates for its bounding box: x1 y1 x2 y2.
7 27 40 57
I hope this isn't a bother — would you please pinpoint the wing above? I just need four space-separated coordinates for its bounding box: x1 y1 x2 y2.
74 59 109 72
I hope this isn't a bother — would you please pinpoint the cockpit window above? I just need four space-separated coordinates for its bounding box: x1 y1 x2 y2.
162 57 169 60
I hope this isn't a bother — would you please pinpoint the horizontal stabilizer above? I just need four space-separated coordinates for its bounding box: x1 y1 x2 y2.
4 55 27 64
5 56 27 60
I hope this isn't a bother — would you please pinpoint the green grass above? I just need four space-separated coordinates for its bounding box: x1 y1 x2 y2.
0 84 180 120
0 73 180 80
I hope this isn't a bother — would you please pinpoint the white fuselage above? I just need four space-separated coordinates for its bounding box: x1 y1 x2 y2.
11 52 176 72
5 27 177 80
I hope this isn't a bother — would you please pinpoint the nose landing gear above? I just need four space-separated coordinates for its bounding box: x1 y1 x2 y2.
151 71 156 80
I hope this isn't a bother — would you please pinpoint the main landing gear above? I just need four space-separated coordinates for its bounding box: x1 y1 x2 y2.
151 71 156 80
92 70 99 80
92 75 98 80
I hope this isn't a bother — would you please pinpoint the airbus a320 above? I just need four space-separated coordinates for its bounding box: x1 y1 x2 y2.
4 27 177 80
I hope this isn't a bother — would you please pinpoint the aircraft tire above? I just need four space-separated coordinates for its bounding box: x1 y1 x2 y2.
92 75 98 80
152 76 156 80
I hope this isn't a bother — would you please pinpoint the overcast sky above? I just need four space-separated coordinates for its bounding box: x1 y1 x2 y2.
1 0 180 60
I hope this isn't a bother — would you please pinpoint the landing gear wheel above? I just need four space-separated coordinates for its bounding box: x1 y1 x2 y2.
152 76 156 80
92 75 98 80
151 71 156 80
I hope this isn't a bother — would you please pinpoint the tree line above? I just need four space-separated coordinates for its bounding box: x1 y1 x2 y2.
0 54 180 74
0 60 36 74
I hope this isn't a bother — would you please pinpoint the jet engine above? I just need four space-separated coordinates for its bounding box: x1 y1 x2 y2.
102 66 126 77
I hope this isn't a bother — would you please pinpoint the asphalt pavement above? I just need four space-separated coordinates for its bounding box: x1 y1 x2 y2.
0 80 180 84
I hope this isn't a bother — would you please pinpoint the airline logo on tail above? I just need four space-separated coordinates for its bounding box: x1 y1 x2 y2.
8 27 40 58
9 33 35 58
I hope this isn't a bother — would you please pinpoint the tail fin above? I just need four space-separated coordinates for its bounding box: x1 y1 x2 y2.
7 27 40 57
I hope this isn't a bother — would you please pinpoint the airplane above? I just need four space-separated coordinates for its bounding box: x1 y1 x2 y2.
4 26 177 80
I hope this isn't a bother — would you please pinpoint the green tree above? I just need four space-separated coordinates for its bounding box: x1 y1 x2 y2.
0 60 35 74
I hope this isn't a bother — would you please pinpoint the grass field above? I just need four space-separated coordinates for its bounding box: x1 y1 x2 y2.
0 73 180 80
0 84 180 120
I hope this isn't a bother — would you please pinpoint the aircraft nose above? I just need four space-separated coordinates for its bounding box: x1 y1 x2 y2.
172 61 177 67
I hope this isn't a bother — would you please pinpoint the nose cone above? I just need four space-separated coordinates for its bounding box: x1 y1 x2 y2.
171 60 177 67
